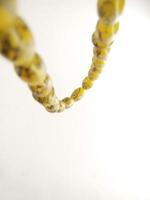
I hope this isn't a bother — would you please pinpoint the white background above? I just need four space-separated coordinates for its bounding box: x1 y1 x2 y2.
0 0 150 200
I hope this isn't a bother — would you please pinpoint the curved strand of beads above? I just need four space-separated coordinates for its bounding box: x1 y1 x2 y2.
0 0 125 113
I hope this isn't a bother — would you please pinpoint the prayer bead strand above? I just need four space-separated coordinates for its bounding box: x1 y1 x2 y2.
0 0 125 113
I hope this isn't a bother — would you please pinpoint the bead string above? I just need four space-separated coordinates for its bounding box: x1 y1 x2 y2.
0 0 125 113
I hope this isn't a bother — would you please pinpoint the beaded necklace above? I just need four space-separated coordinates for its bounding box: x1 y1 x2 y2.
0 0 125 113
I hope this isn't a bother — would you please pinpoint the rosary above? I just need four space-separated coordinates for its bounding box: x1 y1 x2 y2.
0 0 125 113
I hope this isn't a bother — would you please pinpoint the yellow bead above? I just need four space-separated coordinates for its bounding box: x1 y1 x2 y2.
92 55 105 68
33 86 55 105
62 97 74 109
93 46 110 60
14 17 33 45
0 6 14 30
45 96 60 113
96 21 114 43
58 101 66 113
71 87 85 101
88 65 103 81
92 31 108 48
0 27 34 63
29 75 53 98
82 77 93 90
97 0 125 24
15 54 46 85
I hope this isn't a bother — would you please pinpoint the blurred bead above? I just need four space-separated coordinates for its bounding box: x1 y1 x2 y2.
71 87 85 102
0 27 34 63
15 53 46 85
0 0 17 14
92 55 105 68
14 17 34 45
0 6 14 30
82 77 93 90
97 0 125 24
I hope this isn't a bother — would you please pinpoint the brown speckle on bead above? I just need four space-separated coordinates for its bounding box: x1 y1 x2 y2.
15 53 46 85
71 87 85 102
82 77 93 90
14 17 34 44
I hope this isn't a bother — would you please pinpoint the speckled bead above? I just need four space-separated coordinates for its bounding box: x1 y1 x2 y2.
82 77 93 90
0 0 125 113
71 87 85 102
14 54 46 86
0 18 34 63
45 96 60 113
29 75 53 98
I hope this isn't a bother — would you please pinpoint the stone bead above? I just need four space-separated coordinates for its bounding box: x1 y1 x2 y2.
0 27 34 63
82 77 93 90
33 86 55 106
96 21 114 43
45 96 60 113
92 31 108 49
62 97 74 109
0 14 34 64
97 0 125 24
92 55 105 68
29 75 53 98
88 65 103 81
58 101 66 113
14 53 46 86
71 87 85 102
93 46 110 60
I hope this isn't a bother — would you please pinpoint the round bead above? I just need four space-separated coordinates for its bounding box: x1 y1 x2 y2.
45 96 60 113
62 97 74 109
58 101 66 113
88 65 103 81
0 26 34 63
29 75 53 98
92 55 105 68
97 0 125 24
15 53 46 85
96 20 114 43
82 77 93 90
93 46 110 60
71 87 85 102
